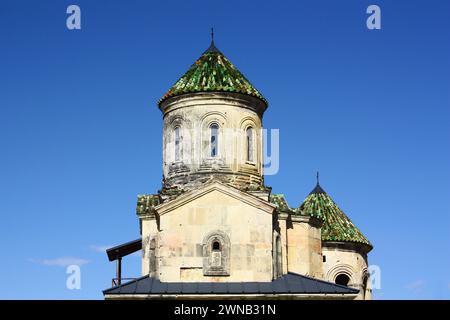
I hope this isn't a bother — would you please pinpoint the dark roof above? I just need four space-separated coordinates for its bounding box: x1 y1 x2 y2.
106 239 142 261
309 182 326 195
204 40 222 54
103 272 358 296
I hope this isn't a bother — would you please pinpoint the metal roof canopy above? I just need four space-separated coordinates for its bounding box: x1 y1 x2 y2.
103 272 359 296
106 239 142 261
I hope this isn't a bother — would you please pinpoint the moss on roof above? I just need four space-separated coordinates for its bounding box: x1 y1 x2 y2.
299 184 372 248
269 194 297 214
136 194 161 216
158 41 267 106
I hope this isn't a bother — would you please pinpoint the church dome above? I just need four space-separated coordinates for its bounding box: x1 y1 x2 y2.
299 181 373 251
158 41 268 107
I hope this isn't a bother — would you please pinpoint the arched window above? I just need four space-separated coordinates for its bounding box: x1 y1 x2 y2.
210 124 219 157
246 127 254 162
335 274 350 286
212 241 221 251
174 126 180 161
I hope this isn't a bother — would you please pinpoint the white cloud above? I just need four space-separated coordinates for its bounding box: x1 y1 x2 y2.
29 257 89 267
89 245 111 253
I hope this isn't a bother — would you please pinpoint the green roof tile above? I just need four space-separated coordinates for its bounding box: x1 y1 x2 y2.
158 41 267 106
269 194 295 214
299 183 372 248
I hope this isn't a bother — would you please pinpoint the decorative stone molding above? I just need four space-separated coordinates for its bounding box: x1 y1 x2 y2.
155 181 276 216
202 230 230 276
159 92 267 117
326 263 356 286
322 241 371 255
168 161 190 175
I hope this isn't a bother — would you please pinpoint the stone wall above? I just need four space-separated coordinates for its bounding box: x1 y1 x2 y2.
141 216 159 277
285 215 323 279
147 186 274 282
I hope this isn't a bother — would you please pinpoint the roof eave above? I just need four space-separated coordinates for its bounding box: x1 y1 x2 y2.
322 240 373 254
158 90 267 110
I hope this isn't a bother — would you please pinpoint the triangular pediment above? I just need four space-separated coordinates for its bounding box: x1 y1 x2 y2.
155 181 275 216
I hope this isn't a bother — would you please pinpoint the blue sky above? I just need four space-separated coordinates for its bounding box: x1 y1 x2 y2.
0 0 449 299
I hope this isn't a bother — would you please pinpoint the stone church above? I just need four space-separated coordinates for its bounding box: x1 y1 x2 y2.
103 37 373 300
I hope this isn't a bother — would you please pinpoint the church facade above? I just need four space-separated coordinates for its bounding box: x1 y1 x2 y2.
103 39 373 300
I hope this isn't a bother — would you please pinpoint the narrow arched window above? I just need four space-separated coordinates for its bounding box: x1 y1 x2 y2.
174 126 180 161
212 241 221 251
275 235 282 278
210 124 219 157
246 127 254 162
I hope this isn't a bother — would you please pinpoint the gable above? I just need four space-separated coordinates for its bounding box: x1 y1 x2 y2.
152 182 275 282
158 188 273 233
155 182 275 217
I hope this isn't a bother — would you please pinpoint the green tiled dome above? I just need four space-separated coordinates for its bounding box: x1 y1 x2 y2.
158 41 267 106
299 183 372 248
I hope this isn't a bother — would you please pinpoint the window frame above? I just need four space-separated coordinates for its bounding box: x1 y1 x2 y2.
209 123 219 158
245 126 255 163
202 231 230 276
174 126 181 162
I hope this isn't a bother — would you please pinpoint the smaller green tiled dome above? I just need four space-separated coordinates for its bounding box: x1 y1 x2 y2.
299 182 372 249
158 41 268 106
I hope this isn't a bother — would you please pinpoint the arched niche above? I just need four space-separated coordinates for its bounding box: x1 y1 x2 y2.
202 230 230 276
